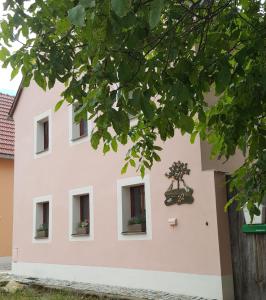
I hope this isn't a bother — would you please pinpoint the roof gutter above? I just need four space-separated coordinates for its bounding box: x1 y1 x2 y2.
0 153 14 160
8 80 23 119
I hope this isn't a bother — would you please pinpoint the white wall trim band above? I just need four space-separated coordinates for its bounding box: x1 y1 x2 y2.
0 256 11 264
12 262 234 299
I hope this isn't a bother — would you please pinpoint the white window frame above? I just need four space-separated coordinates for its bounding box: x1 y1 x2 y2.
32 195 52 243
33 110 52 159
69 186 94 241
117 175 152 240
68 105 92 145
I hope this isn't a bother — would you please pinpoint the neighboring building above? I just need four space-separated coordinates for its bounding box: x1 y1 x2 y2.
0 93 14 266
9 82 243 300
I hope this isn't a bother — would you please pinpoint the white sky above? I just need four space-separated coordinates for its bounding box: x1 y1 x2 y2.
0 0 22 95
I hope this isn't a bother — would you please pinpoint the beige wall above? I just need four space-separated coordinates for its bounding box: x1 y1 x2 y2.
0 158 14 257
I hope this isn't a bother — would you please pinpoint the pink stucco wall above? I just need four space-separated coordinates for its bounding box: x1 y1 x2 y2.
12 82 235 277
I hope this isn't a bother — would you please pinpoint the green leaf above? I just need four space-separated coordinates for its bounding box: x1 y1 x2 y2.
215 64 231 95
103 143 110 154
190 131 198 144
0 47 10 61
129 159 136 167
153 152 161 161
22 73 32 88
121 162 129 174
149 0 164 29
153 145 162 151
10 67 20 80
111 139 118 152
21 24 29 37
140 165 145 178
111 110 130 135
34 71 47 90
68 5 86 27
54 99 64 112
140 97 155 120
179 115 195 134
80 0 95 8
118 60 131 82
111 0 131 17
56 19 71 35
91 132 101 149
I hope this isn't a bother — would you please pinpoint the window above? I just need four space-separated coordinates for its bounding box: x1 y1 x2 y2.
37 118 49 153
33 195 52 243
34 110 52 157
117 176 152 240
129 185 146 232
43 120 49 150
73 194 90 236
69 186 94 241
69 103 89 142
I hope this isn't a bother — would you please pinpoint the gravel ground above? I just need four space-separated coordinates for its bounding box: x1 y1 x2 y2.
0 273 213 300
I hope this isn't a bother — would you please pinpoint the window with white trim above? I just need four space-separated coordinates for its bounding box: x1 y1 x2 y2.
117 176 152 240
69 187 94 241
122 184 146 234
34 110 52 157
70 103 88 141
36 118 49 152
33 195 52 242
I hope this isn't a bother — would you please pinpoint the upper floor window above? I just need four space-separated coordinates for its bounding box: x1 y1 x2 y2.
34 110 52 158
69 103 90 143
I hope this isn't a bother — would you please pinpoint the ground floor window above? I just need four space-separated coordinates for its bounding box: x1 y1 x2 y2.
73 194 90 235
33 195 52 242
117 176 152 240
69 187 94 241
128 185 146 233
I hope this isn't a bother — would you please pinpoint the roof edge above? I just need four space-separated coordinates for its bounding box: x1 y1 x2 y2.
8 80 23 118
0 153 14 160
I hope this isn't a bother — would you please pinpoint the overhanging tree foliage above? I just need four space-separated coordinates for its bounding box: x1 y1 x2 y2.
0 0 265 218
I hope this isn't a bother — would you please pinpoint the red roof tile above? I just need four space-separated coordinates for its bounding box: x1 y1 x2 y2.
0 93 14 157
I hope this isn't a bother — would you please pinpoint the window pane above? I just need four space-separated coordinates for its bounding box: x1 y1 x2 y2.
43 121 49 150
130 185 145 218
80 195 89 221
79 119 88 137
43 202 49 227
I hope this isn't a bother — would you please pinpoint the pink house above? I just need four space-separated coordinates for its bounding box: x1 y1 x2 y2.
9 82 243 299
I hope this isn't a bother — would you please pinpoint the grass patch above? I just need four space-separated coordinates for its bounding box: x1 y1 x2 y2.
0 285 125 300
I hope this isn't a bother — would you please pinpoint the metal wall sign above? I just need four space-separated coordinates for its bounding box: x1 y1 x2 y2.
164 161 194 206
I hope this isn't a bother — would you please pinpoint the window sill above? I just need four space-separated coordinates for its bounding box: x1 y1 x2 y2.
36 149 49 155
71 134 88 142
34 236 49 240
71 233 90 237
121 231 146 235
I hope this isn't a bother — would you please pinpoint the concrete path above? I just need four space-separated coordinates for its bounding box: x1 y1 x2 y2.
0 273 212 300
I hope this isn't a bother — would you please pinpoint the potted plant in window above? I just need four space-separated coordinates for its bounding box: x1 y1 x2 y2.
77 219 89 235
128 216 146 233
36 223 48 238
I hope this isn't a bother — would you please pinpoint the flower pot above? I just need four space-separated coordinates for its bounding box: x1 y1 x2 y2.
36 230 48 238
77 227 89 235
243 205 266 224
127 224 143 233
